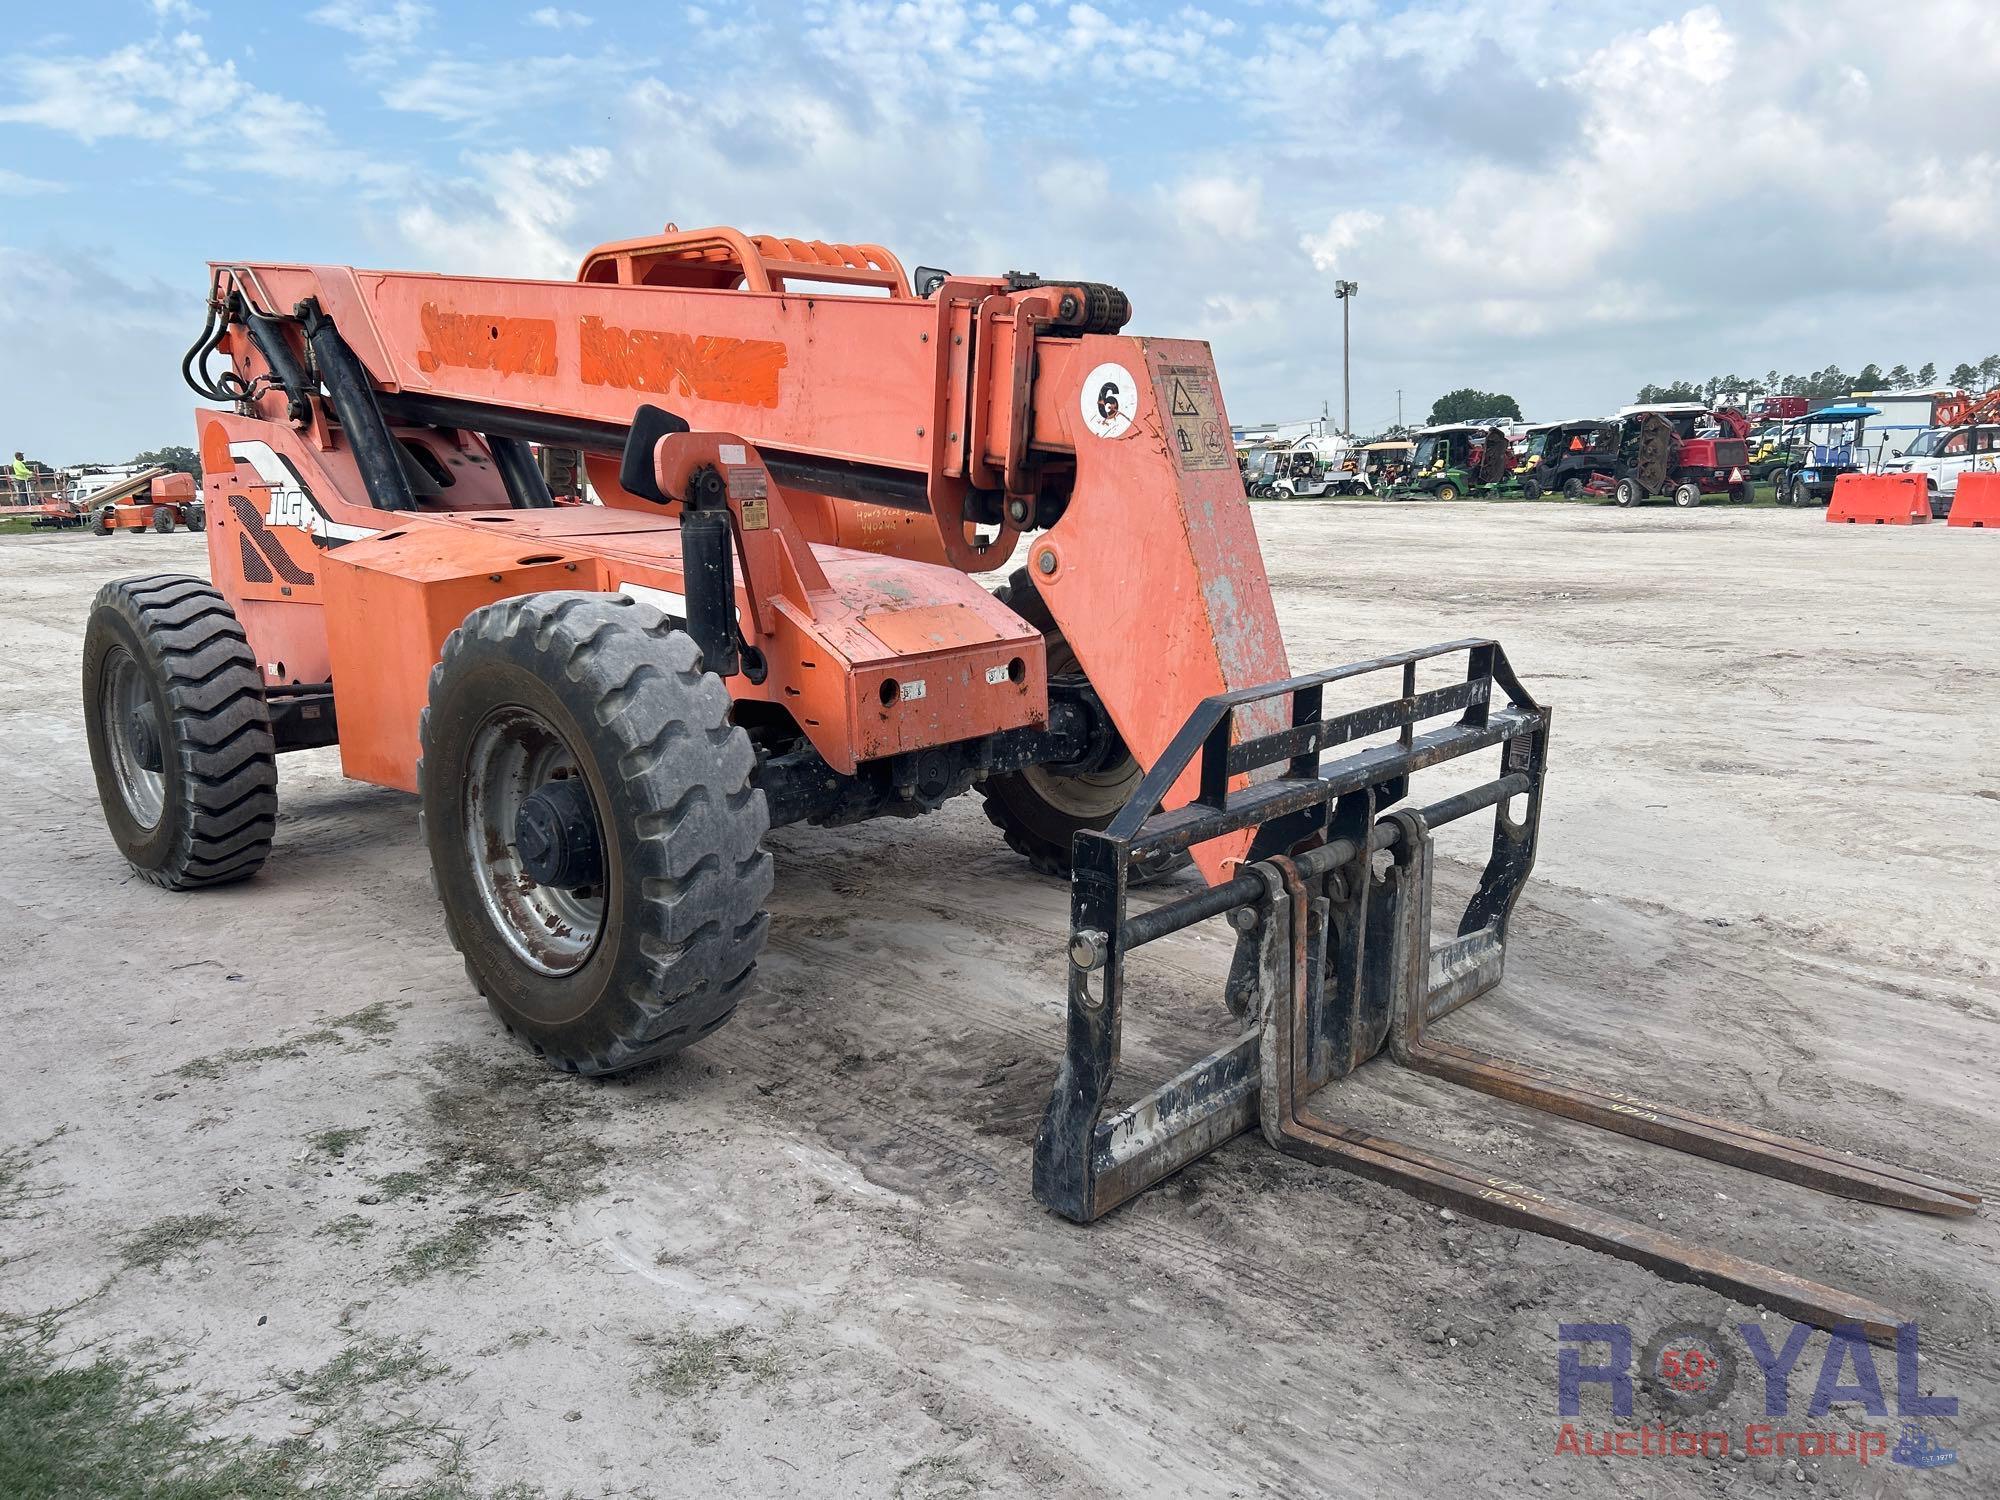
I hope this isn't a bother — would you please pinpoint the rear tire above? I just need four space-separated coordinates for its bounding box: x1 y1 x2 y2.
185 502 206 533
92 508 112 536
981 568 1185 884
1520 476 1544 500
152 509 175 534
81 576 277 889
1561 477 1584 500
1433 481 1460 502
1672 481 1702 508
1614 477 1643 507
419 592 772 1075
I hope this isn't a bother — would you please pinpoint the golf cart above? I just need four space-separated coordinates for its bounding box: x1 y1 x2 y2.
1353 439 1415 494
1269 441 1355 498
1770 404 1878 508
1239 447 1284 498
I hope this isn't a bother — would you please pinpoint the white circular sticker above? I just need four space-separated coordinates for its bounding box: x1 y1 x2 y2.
1080 361 1138 439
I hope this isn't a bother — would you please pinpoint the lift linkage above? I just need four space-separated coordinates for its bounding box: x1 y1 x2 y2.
1031 639 1978 1341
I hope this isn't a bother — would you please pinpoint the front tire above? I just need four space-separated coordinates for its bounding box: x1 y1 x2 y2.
81 576 277 889
1433 481 1460 502
419 593 772 1075
152 509 176 534
981 569 1184 884
1614 477 1643 507
1672 481 1702 508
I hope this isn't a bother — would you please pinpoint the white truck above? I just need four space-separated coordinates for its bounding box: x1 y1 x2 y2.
1876 423 2000 517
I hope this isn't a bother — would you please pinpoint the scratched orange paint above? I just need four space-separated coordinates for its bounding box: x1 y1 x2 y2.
577 316 788 408
414 303 558 377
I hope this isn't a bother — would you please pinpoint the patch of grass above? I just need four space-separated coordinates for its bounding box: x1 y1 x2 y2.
172 1004 399 1081
388 1211 525 1284
353 1045 618 1283
633 1325 786 1404
283 1331 450 1411
307 1126 370 1160
370 1167 444 1201
411 1047 611 1210
0 1321 308 1499
0 1320 516 1500
118 1213 237 1272
314 1214 374 1246
0 1129 65 1222
334 1002 399 1039
174 1030 339 1082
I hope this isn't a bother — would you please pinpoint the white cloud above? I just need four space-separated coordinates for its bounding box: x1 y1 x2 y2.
148 0 209 21
0 248 193 462
1300 210 1381 273
382 55 602 123
396 147 612 277
0 169 66 195
13 0 2000 458
307 1 432 47
1172 174 1262 241
1883 156 2000 246
0 31 378 185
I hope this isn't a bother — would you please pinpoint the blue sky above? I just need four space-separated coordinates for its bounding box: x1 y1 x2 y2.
3 0 1997 462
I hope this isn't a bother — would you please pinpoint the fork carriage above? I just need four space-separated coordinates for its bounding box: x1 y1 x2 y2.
1034 639 1976 1341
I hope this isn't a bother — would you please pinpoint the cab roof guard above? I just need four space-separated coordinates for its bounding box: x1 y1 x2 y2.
578 223 912 297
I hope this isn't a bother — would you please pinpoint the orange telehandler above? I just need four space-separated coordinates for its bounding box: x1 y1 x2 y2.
82 225 1974 1336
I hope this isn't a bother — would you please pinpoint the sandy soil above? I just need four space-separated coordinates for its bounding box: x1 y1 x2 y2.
2 501 1996 1498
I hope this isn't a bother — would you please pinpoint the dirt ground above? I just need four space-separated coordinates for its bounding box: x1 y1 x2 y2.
2 501 1995 1498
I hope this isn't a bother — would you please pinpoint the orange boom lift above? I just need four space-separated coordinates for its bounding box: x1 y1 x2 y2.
83 226 1974 1335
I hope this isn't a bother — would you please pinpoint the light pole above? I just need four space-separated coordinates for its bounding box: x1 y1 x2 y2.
1333 280 1358 436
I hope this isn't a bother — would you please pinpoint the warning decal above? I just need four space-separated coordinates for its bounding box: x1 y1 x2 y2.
1157 363 1230 471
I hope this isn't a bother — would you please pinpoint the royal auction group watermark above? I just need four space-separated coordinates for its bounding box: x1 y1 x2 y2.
1553 1319 1958 1469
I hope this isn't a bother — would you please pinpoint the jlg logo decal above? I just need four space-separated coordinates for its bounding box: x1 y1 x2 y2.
265 486 315 530
226 440 374 545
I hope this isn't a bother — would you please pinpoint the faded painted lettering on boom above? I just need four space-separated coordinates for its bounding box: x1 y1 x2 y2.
414 303 557 378
578 317 787 408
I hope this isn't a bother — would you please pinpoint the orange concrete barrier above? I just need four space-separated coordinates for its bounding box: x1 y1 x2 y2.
1947 471 2000 528
1827 472 1928 525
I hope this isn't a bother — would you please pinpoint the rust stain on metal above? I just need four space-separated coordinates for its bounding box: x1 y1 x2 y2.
415 303 557 377
578 317 788 407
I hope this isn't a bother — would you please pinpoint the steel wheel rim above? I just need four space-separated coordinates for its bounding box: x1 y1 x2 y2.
464 705 606 977
102 646 166 829
1021 643 1142 820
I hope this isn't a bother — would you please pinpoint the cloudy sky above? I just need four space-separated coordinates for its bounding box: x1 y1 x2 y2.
1 0 1994 461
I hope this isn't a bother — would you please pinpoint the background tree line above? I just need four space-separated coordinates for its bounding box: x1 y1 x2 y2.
1635 356 2000 407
